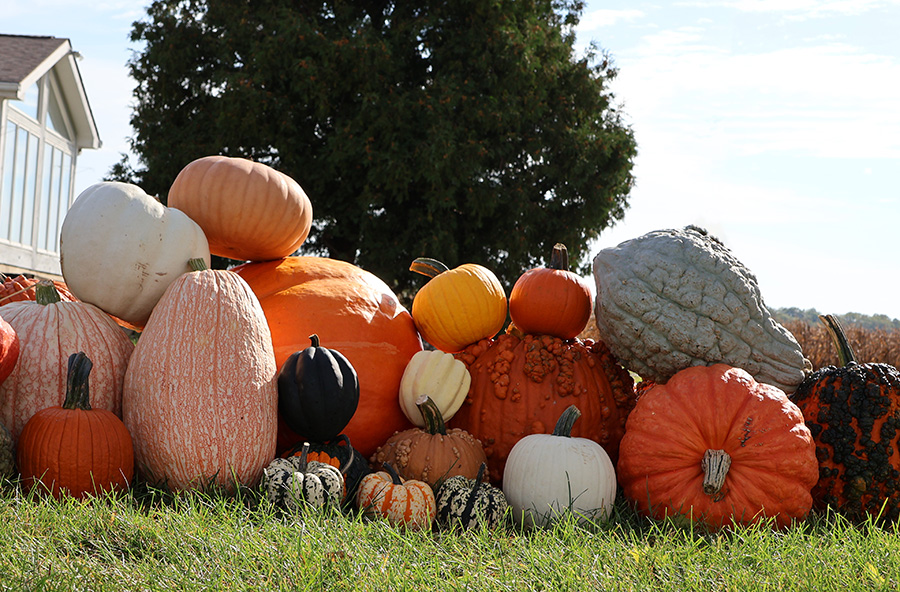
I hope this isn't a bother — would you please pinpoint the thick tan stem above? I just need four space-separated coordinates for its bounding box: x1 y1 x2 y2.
701 449 731 498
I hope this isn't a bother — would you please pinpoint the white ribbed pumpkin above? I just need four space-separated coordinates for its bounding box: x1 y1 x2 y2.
502 405 617 528
0 283 134 444
122 259 277 492
59 181 210 329
398 350 471 427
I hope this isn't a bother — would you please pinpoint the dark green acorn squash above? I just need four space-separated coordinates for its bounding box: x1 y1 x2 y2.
435 463 508 530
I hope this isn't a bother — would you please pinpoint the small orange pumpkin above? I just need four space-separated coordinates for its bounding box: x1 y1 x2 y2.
357 462 436 530
17 352 134 499
508 243 592 340
409 258 507 353
168 155 313 262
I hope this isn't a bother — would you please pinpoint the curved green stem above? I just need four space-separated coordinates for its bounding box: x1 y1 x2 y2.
409 258 449 279
35 281 61 305
552 405 581 437
188 258 208 272
415 394 447 436
819 314 857 366
62 352 93 411
382 462 404 485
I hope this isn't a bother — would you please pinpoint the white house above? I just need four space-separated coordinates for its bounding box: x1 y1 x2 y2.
0 34 101 280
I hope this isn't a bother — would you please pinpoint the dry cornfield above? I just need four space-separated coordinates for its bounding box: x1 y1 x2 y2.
578 312 900 374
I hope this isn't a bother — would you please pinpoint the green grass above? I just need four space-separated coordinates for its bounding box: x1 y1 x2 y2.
1 478 898 592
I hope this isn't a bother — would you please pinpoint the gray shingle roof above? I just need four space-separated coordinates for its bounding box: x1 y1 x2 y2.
0 34 68 85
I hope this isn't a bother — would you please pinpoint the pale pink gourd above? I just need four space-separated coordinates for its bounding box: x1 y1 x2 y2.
122 262 278 492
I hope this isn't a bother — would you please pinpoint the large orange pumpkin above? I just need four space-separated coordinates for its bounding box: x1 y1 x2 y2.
450 330 636 484
0 283 133 444
232 256 424 457
123 260 278 492
167 155 313 262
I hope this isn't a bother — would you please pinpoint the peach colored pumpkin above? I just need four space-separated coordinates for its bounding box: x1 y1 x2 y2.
122 261 278 492
232 256 424 458
0 283 133 444
167 155 312 262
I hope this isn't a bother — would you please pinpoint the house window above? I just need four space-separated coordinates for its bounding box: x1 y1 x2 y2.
0 71 76 254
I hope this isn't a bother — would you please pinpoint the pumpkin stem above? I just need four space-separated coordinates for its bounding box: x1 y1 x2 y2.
308 334 320 348
34 280 61 306
552 405 582 437
62 352 93 411
416 394 447 436
701 449 731 500
188 258 208 272
819 314 857 366
409 257 450 279
459 462 488 523
549 243 569 271
382 462 404 485
296 442 311 472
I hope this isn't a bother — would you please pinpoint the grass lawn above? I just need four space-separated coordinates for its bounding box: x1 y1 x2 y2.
1 477 898 592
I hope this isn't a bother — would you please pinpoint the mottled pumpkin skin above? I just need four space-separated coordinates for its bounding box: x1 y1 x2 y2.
619 365 819 530
451 332 635 484
233 257 423 458
790 362 900 522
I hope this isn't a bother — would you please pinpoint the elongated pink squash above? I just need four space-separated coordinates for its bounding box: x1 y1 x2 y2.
0 283 133 444
122 261 278 492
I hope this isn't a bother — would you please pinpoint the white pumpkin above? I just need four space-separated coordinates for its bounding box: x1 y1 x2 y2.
59 181 210 328
398 349 470 427
502 405 616 528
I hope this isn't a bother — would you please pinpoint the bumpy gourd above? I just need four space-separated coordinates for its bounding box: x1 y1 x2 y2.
262 443 345 512
436 463 508 530
592 226 809 393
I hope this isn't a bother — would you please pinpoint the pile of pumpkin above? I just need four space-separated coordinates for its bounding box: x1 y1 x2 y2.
1 158 899 533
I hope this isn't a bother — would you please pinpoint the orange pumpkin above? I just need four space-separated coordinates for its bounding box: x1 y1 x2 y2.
370 395 487 487
617 364 819 530
451 331 636 484
232 256 423 457
508 243 592 340
123 259 278 492
18 352 134 499
0 283 133 444
357 462 436 530
168 155 313 262
409 258 507 353
0 314 18 386
0 274 76 305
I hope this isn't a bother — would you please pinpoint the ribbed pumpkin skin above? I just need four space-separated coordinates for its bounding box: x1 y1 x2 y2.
122 268 278 492
411 263 507 353
168 156 313 262
357 467 436 530
451 333 636 484
0 314 18 385
0 299 133 444
232 257 423 457
618 364 818 530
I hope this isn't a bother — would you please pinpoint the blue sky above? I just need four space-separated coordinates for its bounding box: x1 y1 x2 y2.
5 0 899 319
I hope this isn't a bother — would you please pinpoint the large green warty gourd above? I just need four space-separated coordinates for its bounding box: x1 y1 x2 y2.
592 226 810 393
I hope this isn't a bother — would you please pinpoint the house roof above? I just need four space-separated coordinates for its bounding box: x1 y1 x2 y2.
0 34 101 150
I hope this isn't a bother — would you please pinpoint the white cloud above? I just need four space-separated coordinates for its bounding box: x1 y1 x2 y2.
579 9 645 30
677 0 898 19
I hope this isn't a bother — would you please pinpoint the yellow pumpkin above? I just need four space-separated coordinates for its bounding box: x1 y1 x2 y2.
409 258 507 353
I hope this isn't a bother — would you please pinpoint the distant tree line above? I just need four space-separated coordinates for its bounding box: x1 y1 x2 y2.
773 307 900 331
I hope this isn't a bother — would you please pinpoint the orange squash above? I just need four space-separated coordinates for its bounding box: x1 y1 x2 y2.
168 155 313 262
232 256 423 457
122 259 278 492
18 352 134 499
357 462 436 530
0 283 133 444
451 331 636 484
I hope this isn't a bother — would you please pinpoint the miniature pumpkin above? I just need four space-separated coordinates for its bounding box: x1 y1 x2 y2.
0 283 134 444
409 258 507 352
398 350 470 427
592 225 810 393
283 435 371 509
278 335 359 442
436 462 508 530
168 155 313 262
0 421 13 478
263 442 345 512
59 181 211 329
509 243 592 339
122 259 278 492
502 405 617 528
0 314 18 386
17 352 134 499
789 314 900 523
232 256 423 457
618 364 819 530
357 462 436 530
0 274 76 305
451 331 635 484
370 395 487 487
